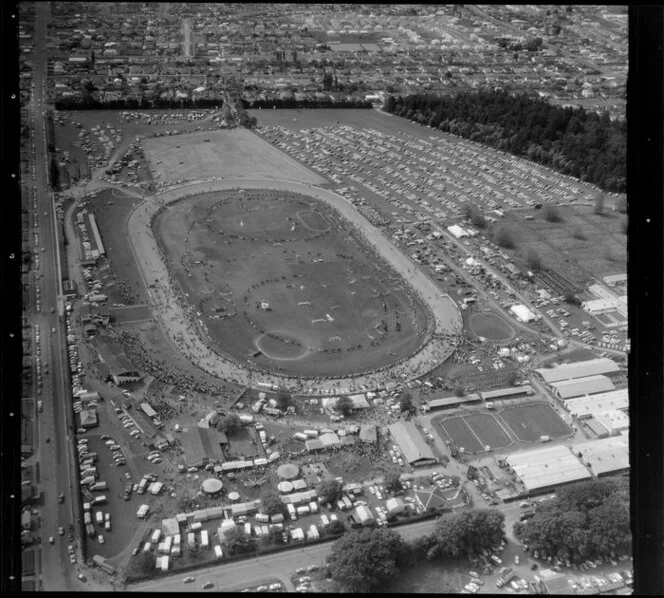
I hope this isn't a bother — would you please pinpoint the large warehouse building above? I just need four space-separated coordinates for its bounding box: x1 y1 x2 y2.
388 421 437 467
564 388 628 419
550 375 616 399
535 358 620 384
571 436 629 477
506 445 592 494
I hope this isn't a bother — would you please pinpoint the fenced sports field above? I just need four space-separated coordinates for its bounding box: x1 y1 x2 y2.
437 413 513 454
498 402 574 442
154 189 430 377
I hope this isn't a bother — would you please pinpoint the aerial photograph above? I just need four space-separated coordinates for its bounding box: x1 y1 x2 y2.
17 2 631 593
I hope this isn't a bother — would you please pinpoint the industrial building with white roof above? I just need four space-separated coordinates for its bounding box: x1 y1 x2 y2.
571 435 629 477
535 357 620 384
506 445 592 494
550 374 616 399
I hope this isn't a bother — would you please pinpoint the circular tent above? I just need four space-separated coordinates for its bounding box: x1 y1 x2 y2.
276 463 300 480
201 478 223 496
227 492 240 502
277 481 294 494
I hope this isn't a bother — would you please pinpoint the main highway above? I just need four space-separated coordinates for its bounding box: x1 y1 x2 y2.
30 2 80 590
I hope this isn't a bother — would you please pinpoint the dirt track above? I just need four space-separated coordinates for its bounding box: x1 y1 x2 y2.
126 178 463 394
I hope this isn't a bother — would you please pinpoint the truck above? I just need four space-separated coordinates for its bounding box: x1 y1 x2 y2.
96 511 104 525
91 495 107 506
200 530 209 549
86 523 95 538
90 481 107 492
137 478 148 494
287 503 297 521
83 512 92 525
151 529 162 544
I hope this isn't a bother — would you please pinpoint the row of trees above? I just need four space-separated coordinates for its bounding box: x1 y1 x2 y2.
513 479 631 563
54 95 226 111
383 89 626 192
328 508 506 592
243 97 373 110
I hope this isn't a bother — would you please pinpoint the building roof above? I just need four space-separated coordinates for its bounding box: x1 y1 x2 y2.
481 385 534 400
359 424 377 443
427 394 481 409
506 445 591 492
571 436 629 476
564 389 628 418
388 420 437 466
355 505 375 522
319 432 341 447
305 439 324 452
385 497 406 514
551 375 615 399
594 409 629 434
79 409 98 427
510 304 537 322
94 338 137 375
536 358 620 383
541 571 572 594
584 418 609 437
447 224 468 238
280 489 318 505
161 517 180 536
180 426 225 467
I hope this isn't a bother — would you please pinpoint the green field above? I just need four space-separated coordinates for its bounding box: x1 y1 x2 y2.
468 311 515 342
437 412 513 454
154 189 429 377
498 402 573 443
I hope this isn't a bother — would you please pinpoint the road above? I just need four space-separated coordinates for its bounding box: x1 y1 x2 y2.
29 2 81 591
130 518 442 592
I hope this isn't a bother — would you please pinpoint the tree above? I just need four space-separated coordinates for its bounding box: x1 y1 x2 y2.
337 395 353 417
515 479 631 563
130 551 157 576
454 386 466 398
318 479 344 505
216 413 241 435
399 391 416 416
594 194 605 215
383 94 396 113
542 205 563 222
260 489 287 516
328 519 346 535
463 203 487 229
525 248 543 271
276 389 291 410
494 226 516 249
426 509 506 560
328 528 413 592
223 526 258 555
383 470 402 494
564 291 581 306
